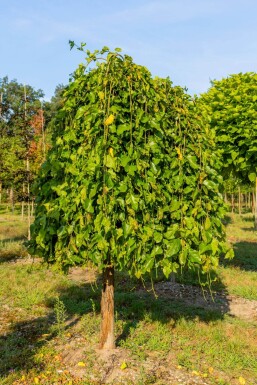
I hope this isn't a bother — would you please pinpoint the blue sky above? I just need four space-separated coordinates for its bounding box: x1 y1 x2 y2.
1 0 257 100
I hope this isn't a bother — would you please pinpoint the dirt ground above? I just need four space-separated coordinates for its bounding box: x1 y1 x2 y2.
63 266 257 384
69 266 257 322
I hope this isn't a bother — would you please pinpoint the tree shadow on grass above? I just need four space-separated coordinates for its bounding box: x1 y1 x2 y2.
0 280 98 380
221 241 257 271
0 241 27 264
0 268 230 381
222 215 233 226
241 215 255 223
1 234 27 245
241 227 256 232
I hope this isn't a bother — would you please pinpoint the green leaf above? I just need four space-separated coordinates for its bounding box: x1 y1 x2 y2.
225 248 234 260
164 224 179 240
122 222 131 238
84 198 94 213
170 200 180 212
166 239 181 257
204 217 211 230
248 172 256 182
126 193 139 210
105 154 116 169
154 231 163 243
163 264 172 279
202 180 217 191
97 238 109 251
120 155 131 167
187 155 198 169
151 245 163 256
117 124 130 135
118 181 128 192
211 238 219 254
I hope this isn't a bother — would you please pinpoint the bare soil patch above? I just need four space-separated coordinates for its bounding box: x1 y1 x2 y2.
68 265 257 322
153 281 257 321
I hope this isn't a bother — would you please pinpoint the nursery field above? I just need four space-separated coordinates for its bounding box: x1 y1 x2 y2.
0 208 257 385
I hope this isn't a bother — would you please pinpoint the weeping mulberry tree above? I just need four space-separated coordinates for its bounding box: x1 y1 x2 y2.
28 44 231 349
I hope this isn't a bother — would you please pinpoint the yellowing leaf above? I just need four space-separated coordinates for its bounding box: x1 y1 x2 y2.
21 375 26 381
177 365 182 369
108 147 114 157
34 378 39 384
99 91 105 100
208 367 214 374
120 361 127 370
77 361 86 367
175 146 183 160
239 377 246 385
104 114 114 126
192 370 200 376
204 216 211 230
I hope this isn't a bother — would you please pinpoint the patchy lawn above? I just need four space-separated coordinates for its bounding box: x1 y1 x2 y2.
0 212 256 385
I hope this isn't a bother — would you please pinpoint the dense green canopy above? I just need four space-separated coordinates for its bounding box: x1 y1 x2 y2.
28 47 231 278
200 72 257 183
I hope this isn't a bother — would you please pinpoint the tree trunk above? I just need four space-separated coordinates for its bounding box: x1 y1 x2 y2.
21 182 25 220
224 192 227 205
0 181 2 204
27 157 31 240
254 178 257 230
231 193 234 213
41 103 46 160
10 187 14 214
238 186 241 215
100 265 115 349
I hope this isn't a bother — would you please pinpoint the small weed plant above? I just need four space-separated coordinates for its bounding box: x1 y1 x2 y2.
53 296 67 336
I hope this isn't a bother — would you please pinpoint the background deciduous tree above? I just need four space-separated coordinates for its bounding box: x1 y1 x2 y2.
200 72 257 220
0 76 45 228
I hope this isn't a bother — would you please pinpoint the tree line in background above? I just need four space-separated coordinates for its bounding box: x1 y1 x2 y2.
0 76 64 237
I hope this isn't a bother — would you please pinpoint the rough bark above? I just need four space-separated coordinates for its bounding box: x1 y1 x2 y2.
100 265 115 349
254 178 257 230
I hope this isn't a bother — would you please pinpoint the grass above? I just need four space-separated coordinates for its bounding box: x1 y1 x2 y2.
221 212 257 300
0 204 28 262
0 212 257 384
